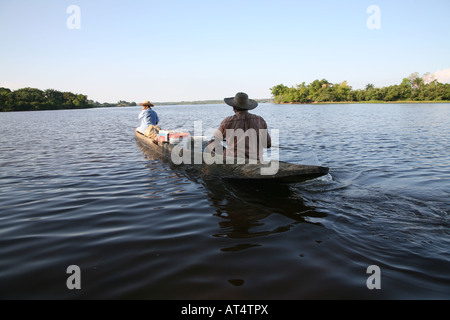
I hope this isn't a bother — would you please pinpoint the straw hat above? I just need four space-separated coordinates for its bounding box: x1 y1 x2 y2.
140 101 154 107
224 92 258 110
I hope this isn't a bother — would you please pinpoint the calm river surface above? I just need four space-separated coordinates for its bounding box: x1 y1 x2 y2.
0 103 449 299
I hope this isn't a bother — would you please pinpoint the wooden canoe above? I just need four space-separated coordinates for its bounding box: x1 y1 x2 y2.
135 128 329 183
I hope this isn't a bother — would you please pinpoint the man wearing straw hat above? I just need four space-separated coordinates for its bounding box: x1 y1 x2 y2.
214 92 271 161
138 100 160 138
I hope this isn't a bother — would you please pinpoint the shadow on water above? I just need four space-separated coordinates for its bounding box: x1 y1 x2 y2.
135 140 328 240
206 179 326 237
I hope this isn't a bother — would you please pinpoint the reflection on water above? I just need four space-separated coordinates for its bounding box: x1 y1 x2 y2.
207 179 326 236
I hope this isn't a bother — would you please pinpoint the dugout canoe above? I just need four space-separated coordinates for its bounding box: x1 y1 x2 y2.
135 128 329 183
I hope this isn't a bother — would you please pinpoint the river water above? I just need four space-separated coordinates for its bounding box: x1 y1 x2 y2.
0 103 449 299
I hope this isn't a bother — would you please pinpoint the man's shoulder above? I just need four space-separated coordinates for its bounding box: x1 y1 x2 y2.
248 112 264 118
221 115 235 123
248 112 267 122
222 112 266 122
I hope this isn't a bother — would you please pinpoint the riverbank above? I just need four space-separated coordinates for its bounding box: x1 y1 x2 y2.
277 100 450 105
270 75 450 105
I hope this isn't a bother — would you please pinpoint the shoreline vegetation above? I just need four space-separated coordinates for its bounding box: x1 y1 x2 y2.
153 98 274 106
0 87 92 112
279 100 450 105
0 87 274 112
0 87 140 112
270 73 450 104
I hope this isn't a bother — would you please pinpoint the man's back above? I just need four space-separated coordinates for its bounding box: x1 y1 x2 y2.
217 111 271 160
139 108 159 130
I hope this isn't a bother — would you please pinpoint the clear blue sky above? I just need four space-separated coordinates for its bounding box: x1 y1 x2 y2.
1 0 449 103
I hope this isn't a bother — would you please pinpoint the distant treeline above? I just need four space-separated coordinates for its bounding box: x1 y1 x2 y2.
271 73 450 104
0 86 274 112
0 87 139 112
0 87 92 112
153 99 274 106
89 100 137 108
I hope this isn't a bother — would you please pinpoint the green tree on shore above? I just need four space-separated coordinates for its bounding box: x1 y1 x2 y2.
270 73 450 104
0 87 91 112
